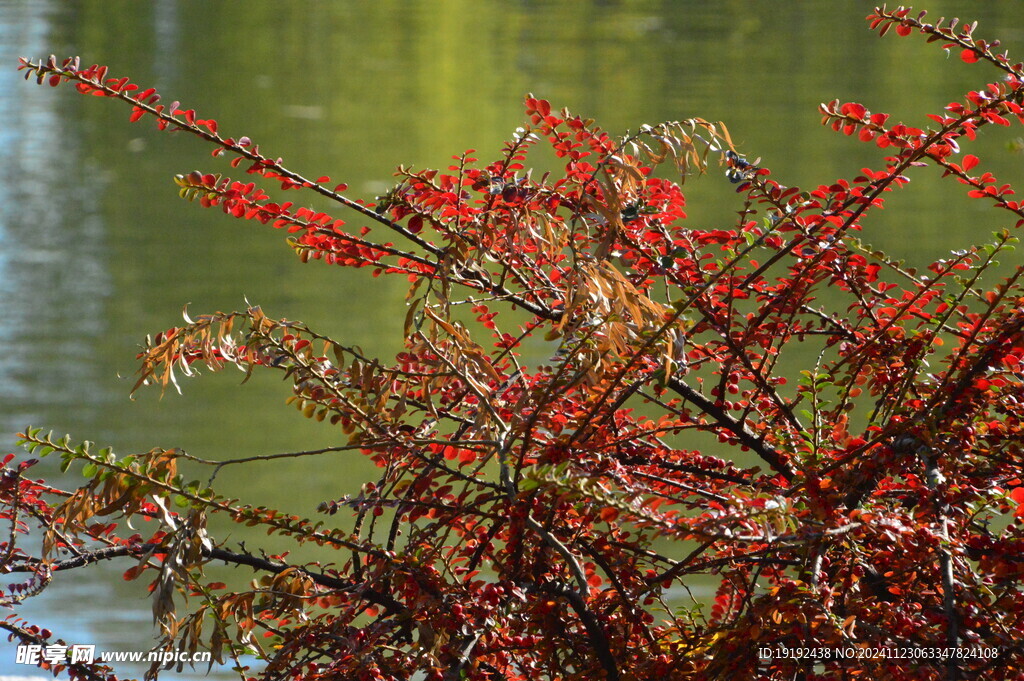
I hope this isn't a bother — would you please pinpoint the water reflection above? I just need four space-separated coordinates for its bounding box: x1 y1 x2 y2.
1 1 1022 678
151 2 179 89
0 1 111 429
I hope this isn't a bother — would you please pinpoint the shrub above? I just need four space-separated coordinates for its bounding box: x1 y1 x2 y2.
5 6 1024 680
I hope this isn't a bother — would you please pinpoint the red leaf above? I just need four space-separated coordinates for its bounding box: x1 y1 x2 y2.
962 154 979 171
961 49 980 64
841 102 867 119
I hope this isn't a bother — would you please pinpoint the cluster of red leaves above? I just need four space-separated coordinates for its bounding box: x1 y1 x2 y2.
5 6 1024 681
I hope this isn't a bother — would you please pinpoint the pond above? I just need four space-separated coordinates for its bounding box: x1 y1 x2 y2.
1 1 1022 678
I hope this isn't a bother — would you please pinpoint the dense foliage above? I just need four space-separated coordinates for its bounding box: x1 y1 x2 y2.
4 6 1024 680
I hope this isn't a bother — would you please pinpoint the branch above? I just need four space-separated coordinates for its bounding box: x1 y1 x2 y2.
8 542 408 616
666 376 795 480
540 581 621 681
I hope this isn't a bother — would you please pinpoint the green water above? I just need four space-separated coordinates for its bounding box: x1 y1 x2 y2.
1 1 1022 677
